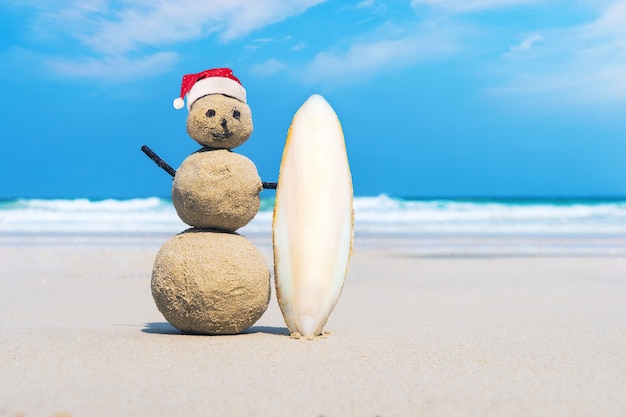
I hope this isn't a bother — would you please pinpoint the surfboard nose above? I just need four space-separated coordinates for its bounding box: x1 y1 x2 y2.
298 94 333 118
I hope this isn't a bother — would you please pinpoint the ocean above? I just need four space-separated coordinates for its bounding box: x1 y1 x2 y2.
2 195 626 235
2 195 625 255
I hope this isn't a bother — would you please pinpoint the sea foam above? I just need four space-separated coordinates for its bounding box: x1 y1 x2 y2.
1 195 625 236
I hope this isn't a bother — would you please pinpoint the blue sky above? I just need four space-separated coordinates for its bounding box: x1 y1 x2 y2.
1 0 625 198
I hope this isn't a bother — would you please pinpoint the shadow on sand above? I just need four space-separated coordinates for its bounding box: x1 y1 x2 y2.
141 322 289 337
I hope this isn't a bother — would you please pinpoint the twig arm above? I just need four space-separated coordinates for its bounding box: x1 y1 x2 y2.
141 145 176 177
141 145 278 189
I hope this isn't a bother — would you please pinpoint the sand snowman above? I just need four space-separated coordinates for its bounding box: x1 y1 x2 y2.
148 68 271 335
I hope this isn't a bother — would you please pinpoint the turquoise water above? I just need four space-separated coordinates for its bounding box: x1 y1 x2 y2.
1 195 625 235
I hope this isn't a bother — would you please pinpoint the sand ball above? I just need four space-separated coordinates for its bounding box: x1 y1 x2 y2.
186 94 253 150
151 229 271 335
172 149 262 231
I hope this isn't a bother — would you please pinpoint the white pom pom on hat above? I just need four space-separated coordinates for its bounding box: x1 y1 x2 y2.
173 68 247 110
173 97 185 110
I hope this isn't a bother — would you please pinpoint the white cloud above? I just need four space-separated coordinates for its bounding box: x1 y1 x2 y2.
44 52 179 82
354 0 387 14
38 0 326 54
291 41 307 51
356 0 376 9
581 0 626 37
12 0 325 81
490 0 626 106
250 58 288 77
505 33 544 58
510 33 544 52
298 25 460 84
410 0 538 13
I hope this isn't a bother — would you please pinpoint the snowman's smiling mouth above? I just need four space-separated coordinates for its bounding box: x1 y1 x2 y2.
212 130 234 140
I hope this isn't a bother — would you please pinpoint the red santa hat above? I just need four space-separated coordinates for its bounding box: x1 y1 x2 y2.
173 68 247 110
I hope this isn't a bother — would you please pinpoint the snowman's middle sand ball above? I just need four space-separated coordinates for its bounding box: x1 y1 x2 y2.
151 229 271 335
172 149 262 231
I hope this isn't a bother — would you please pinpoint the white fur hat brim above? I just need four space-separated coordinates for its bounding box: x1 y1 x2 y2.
186 77 247 110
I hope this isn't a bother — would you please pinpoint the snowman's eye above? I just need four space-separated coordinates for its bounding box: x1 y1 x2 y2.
206 109 216 117
233 110 241 120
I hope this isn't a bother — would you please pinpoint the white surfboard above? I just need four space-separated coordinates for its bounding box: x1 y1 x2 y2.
273 94 354 338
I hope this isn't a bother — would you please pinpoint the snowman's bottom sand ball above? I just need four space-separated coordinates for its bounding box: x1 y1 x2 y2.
151 229 270 335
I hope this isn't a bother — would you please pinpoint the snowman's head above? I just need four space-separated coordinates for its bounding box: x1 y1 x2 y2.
186 94 253 149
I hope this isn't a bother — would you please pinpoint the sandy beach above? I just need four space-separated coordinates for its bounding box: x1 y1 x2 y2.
1 233 625 417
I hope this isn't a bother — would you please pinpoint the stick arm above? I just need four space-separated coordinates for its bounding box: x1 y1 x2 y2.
141 145 277 189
